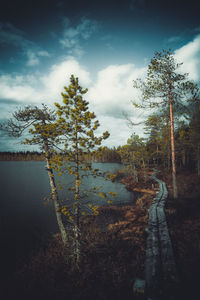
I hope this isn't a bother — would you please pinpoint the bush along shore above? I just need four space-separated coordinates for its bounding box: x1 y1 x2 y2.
8 168 200 300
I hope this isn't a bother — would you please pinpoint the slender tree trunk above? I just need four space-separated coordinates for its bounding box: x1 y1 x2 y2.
43 138 68 245
167 120 171 170
169 80 178 198
74 130 81 267
198 143 200 176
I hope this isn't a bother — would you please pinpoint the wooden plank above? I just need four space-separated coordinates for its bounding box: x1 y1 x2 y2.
144 170 179 300
145 177 163 298
145 224 161 297
156 182 180 295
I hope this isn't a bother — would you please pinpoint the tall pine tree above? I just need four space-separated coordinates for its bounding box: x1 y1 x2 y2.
133 50 199 198
53 75 110 266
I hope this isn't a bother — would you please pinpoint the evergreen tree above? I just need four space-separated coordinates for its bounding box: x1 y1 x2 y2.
144 114 170 168
53 75 110 266
144 114 163 165
118 133 147 182
3 105 68 245
133 49 199 198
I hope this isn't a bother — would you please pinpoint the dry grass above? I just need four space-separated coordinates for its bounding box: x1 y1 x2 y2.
12 174 155 300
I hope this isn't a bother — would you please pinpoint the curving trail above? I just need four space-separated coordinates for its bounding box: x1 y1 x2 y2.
145 169 179 300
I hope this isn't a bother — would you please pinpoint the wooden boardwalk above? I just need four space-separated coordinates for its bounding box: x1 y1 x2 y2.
145 170 180 300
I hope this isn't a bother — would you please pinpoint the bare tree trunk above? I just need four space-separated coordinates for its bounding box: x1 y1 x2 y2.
43 138 68 245
74 130 81 267
167 120 171 170
169 81 178 199
198 143 200 176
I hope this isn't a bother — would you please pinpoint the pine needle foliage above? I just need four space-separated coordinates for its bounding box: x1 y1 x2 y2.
133 49 199 198
52 75 110 266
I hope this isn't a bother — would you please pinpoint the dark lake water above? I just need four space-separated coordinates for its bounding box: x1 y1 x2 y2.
0 161 134 284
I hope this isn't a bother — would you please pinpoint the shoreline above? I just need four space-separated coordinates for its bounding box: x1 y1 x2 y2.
5 168 200 300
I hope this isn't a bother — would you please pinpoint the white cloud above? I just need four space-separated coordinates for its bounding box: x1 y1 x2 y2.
77 18 97 39
0 58 147 146
167 36 182 44
0 58 91 106
96 116 132 147
41 58 91 101
174 35 200 81
37 50 50 57
87 64 146 118
59 17 98 57
26 50 51 67
26 50 40 66
92 115 145 148
86 63 147 145
0 74 40 102
2 34 200 149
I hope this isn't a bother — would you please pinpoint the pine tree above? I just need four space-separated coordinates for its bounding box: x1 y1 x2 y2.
133 50 199 198
53 75 110 266
4 105 68 245
118 133 147 182
144 114 170 168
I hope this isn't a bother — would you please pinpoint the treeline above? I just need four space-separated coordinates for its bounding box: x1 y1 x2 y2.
0 151 45 161
84 147 121 163
118 100 200 176
1 104 199 172
0 148 121 163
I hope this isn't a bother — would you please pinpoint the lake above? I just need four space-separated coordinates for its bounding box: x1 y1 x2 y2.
0 161 134 283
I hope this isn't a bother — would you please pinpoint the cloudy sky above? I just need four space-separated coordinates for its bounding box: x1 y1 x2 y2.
0 0 200 151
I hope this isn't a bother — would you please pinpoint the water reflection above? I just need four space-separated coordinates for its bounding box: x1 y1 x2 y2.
0 161 133 280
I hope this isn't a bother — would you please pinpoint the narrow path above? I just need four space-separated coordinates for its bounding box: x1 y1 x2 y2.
145 169 179 300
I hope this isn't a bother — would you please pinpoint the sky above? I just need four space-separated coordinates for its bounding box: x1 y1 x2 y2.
0 0 200 151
